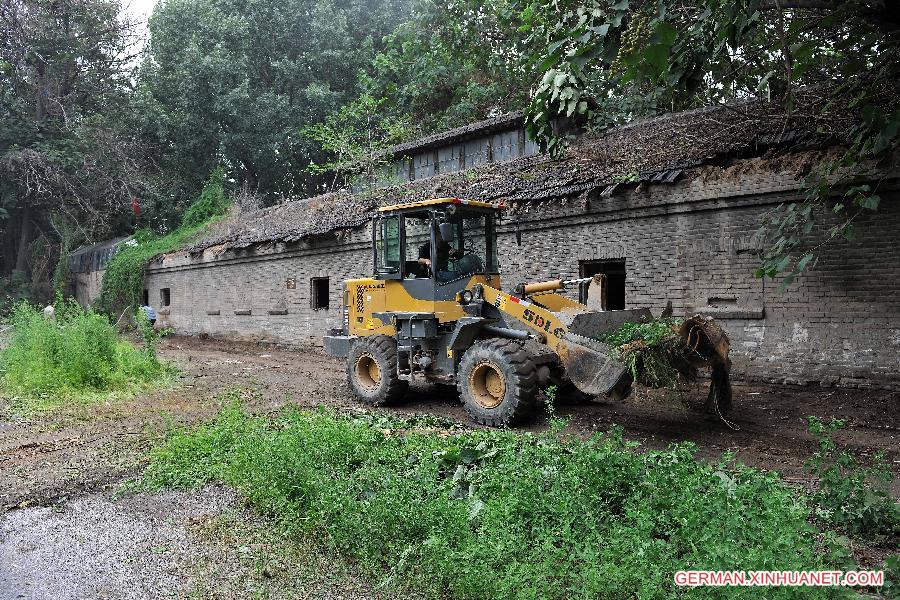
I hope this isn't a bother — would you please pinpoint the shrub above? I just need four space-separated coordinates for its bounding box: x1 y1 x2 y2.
0 300 173 409
0 273 34 316
145 399 842 599
180 167 229 229
806 416 900 538
135 307 166 359
98 168 231 314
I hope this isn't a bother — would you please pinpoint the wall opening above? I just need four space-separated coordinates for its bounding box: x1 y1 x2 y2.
579 259 626 310
160 288 171 307
142 289 149 306
311 277 330 310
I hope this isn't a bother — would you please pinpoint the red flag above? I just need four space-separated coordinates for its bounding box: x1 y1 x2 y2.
131 196 141 216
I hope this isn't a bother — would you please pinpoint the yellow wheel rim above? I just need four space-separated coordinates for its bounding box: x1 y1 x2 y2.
355 355 382 390
470 362 506 409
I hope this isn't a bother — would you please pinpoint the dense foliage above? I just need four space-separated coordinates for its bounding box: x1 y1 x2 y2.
301 95 414 189
3 0 897 303
352 0 532 136
0 300 172 410
806 417 900 538
1 0 411 305
132 0 413 201
144 398 852 599
0 0 149 303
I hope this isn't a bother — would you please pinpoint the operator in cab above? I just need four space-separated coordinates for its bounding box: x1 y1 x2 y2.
417 228 460 281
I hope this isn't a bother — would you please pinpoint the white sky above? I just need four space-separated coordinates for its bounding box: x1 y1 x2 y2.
123 0 157 23
121 0 158 42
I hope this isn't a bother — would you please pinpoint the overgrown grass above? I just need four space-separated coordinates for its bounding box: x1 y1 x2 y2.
806 417 900 539
98 168 230 313
143 396 850 599
0 300 175 412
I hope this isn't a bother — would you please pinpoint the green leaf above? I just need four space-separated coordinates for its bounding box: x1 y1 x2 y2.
777 274 796 292
796 253 813 272
553 72 568 88
644 44 670 73
775 255 791 273
653 20 677 47
858 195 880 210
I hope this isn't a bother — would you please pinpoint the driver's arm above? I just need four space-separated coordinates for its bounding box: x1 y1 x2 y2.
417 242 431 267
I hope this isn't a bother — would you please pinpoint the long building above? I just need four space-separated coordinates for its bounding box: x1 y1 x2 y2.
73 93 900 389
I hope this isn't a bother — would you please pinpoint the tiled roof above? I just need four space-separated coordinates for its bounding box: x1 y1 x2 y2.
181 88 883 255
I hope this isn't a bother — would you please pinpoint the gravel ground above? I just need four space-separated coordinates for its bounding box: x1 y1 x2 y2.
1 486 235 599
0 485 381 600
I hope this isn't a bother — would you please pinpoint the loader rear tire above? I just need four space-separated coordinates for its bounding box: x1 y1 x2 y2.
347 335 408 406
458 339 538 427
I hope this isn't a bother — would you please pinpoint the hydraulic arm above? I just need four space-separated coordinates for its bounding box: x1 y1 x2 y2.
473 282 636 397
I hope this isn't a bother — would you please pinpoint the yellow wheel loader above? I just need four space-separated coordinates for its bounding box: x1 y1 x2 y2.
325 198 731 426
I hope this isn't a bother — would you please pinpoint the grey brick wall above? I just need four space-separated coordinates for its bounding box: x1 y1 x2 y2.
143 160 900 389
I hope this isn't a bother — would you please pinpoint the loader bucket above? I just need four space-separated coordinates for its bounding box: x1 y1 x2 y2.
550 308 653 398
556 333 632 398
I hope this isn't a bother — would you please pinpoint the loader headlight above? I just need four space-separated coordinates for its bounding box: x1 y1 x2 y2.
458 290 473 305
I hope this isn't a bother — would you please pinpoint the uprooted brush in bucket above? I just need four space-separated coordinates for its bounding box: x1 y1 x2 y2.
599 315 733 414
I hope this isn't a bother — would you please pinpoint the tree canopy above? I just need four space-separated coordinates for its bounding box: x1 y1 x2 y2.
1 0 146 303
2 0 897 307
133 0 412 203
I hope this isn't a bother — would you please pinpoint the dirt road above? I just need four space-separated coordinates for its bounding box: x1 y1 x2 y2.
1 336 898 598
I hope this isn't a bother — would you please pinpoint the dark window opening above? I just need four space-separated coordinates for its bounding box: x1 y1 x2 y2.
160 288 171 307
142 289 149 306
311 277 329 310
579 259 626 310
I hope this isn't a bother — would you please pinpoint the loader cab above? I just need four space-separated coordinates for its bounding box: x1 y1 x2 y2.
373 198 502 289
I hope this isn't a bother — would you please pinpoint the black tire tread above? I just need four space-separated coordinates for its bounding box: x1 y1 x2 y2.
457 338 538 427
346 335 408 406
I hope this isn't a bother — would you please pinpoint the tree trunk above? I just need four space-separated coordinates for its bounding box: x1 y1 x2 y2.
14 208 33 276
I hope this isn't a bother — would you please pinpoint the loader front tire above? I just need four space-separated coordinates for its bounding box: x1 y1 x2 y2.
347 335 408 406
458 339 538 427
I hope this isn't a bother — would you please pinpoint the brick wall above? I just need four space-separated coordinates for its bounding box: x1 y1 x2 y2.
143 159 900 389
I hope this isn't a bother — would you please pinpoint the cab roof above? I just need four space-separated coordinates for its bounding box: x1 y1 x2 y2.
377 197 505 213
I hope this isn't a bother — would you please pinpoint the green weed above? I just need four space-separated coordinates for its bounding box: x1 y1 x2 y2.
143 398 845 599
179 167 230 229
135 307 170 360
806 416 900 539
0 300 176 412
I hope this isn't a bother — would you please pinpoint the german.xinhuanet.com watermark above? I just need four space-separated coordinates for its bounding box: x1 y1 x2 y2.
675 570 885 587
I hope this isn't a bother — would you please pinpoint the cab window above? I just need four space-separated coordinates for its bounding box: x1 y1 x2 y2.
374 216 401 274
404 214 432 278
433 210 499 283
